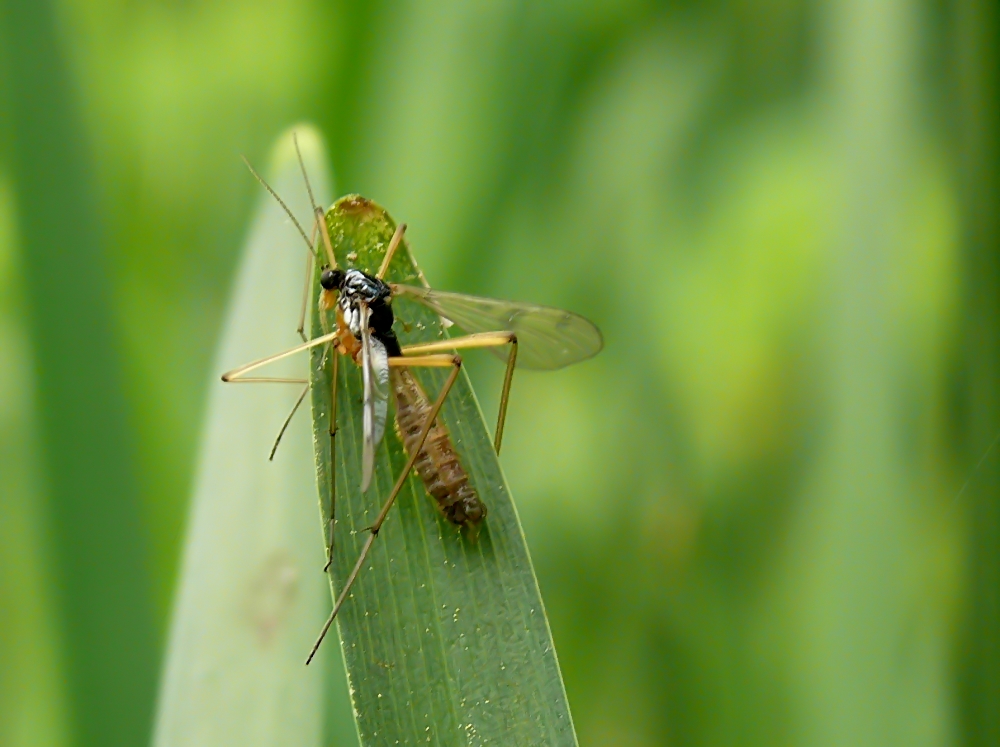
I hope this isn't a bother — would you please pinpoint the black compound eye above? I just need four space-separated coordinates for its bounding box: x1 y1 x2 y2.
320 267 343 290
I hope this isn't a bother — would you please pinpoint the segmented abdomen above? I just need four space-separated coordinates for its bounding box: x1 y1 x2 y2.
391 368 486 531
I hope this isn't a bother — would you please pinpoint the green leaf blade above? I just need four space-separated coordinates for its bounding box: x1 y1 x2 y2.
311 197 578 746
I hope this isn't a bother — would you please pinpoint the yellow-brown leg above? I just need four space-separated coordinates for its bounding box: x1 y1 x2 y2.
306 353 461 665
287 135 341 561
221 331 340 458
323 352 340 571
376 223 407 280
268 383 309 461
316 205 337 270
296 246 315 342
401 331 518 453
273 207 329 452
242 136 343 538
220 330 340 383
222 369 309 460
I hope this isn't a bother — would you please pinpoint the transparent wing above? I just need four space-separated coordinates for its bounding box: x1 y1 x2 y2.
391 284 603 370
360 305 389 492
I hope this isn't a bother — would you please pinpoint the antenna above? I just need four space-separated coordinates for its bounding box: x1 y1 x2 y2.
293 131 320 218
241 154 314 253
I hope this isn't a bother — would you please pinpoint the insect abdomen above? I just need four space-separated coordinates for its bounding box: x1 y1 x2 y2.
391 368 486 532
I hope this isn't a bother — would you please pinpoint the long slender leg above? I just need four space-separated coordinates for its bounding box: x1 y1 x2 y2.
268 217 318 457
324 352 339 571
223 377 308 384
223 371 310 460
266 383 310 461
221 330 340 382
223 370 311 459
236 138 323 449
244 136 344 515
270 208 322 455
376 223 407 280
305 193 341 497
222 333 341 463
297 236 316 342
316 205 337 269
493 337 517 453
387 353 461 368
306 354 461 665
400 331 518 453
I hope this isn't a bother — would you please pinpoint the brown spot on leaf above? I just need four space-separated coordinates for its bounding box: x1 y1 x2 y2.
337 194 376 215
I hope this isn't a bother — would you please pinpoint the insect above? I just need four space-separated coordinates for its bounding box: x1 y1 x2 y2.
221 140 603 664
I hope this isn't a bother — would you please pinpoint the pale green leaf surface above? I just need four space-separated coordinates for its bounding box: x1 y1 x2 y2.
310 197 578 746
152 127 343 747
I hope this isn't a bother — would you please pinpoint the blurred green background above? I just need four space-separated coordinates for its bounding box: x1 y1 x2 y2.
1 0 998 745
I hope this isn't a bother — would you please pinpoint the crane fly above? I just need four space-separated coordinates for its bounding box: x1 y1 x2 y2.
221 139 603 664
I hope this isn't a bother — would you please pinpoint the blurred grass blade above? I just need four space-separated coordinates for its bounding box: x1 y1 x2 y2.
0 182 71 747
311 198 578 746
153 126 340 747
1 0 157 744
955 1 1000 743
